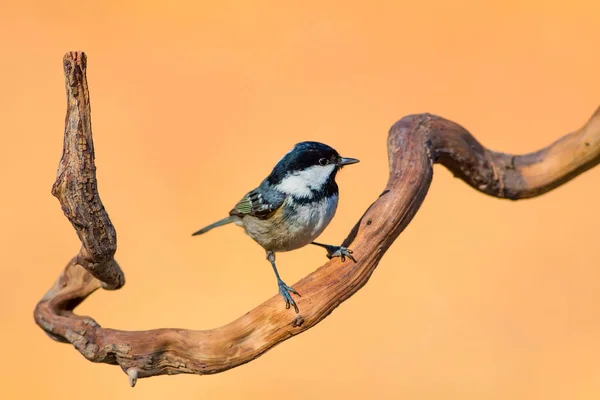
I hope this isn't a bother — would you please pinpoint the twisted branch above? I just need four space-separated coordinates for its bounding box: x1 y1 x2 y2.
35 51 600 386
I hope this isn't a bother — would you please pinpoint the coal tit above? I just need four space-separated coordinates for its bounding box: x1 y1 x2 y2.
192 141 359 313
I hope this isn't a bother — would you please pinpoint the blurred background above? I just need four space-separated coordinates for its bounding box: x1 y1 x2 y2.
1 0 599 399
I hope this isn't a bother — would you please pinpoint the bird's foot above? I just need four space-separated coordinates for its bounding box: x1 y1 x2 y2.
311 241 357 263
277 280 301 313
326 245 357 263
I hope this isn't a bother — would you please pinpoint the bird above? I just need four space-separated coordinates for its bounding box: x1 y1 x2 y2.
192 141 359 313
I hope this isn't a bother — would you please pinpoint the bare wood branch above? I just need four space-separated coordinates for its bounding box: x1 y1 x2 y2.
51 51 124 290
34 51 600 386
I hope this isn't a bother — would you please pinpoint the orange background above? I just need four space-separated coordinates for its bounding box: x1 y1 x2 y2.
1 1 599 399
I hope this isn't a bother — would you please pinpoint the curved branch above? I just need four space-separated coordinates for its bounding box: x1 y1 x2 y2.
34 51 600 386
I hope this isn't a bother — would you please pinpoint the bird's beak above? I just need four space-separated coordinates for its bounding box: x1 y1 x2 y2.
338 157 360 166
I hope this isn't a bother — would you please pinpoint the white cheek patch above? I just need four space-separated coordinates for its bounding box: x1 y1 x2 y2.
276 177 314 198
275 164 335 198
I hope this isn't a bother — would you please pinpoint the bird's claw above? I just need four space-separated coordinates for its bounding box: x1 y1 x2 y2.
277 280 301 313
326 246 357 263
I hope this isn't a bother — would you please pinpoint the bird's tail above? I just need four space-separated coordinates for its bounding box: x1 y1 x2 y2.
191 216 237 236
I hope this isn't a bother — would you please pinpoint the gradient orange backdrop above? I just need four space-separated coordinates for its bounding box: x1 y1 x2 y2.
1 1 599 399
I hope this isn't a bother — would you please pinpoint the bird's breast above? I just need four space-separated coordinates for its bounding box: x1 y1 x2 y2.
288 194 338 234
242 194 338 252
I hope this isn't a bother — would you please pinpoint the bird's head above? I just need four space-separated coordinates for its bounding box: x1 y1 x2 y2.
267 141 359 199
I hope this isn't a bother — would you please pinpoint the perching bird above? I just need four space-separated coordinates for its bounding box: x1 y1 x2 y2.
192 141 359 313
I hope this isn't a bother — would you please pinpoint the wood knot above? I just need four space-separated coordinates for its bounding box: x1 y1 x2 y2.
291 316 304 327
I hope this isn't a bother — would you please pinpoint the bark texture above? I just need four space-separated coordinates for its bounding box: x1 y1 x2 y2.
35 51 600 386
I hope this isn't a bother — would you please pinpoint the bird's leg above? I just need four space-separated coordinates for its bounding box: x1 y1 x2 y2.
266 251 301 313
311 241 357 263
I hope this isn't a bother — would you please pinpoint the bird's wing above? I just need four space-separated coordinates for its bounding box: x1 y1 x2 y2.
229 188 286 219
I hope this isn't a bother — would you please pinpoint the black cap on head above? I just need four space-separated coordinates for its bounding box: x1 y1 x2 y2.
265 141 359 189
266 142 338 183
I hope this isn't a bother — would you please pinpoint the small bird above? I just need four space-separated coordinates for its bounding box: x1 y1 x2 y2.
192 141 359 313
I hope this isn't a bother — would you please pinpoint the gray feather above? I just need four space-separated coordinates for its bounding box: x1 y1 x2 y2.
229 182 286 219
192 216 237 236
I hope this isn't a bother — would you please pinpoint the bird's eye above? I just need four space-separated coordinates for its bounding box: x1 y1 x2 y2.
318 158 328 166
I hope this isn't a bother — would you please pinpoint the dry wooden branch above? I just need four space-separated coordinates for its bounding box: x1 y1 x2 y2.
35 51 600 386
